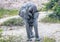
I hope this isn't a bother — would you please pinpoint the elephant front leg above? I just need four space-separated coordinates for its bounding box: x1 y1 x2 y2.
25 22 32 41
33 20 40 41
29 25 34 38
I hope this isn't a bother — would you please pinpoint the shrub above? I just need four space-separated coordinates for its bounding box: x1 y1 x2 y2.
0 35 23 42
43 37 55 42
41 0 60 23
0 29 3 38
0 8 18 18
0 35 56 42
40 16 60 23
45 0 59 10
1 18 24 26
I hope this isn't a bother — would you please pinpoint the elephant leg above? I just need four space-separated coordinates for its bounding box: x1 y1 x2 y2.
25 20 32 41
26 23 31 39
33 20 40 41
29 25 34 38
33 20 39 38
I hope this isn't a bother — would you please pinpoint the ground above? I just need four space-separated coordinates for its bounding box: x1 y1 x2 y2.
0 11 60 42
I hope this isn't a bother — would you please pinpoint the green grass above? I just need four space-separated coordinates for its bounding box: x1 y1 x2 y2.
43 37 55 42
0 35 23 42
1 18 24 26
0 28 3 38
40 16 60 23
0 8 19 18
0 36 55 42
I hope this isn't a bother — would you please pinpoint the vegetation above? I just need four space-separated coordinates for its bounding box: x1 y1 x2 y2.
0 29 3 38
1 18 24 26
0 28 56 42
40 16 60 23
43 37 55 42
45 0 59 10
41 0 60 23
46 0 60 18
0 35 23 42
0 8 18 18
0 35 55 42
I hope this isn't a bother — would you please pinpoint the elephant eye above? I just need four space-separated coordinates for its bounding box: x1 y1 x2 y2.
21 9 26 14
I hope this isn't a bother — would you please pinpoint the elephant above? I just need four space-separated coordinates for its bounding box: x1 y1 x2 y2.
19 2 40 41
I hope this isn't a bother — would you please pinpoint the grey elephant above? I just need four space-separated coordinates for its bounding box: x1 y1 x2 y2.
19 2 40 41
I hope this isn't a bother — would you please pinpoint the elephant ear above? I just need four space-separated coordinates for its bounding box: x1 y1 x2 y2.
34 12 39 19
19 5 25 16
19 5 26 18
20 9 27 18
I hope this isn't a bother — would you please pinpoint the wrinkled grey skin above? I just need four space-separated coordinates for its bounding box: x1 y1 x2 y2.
19 2 39 39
